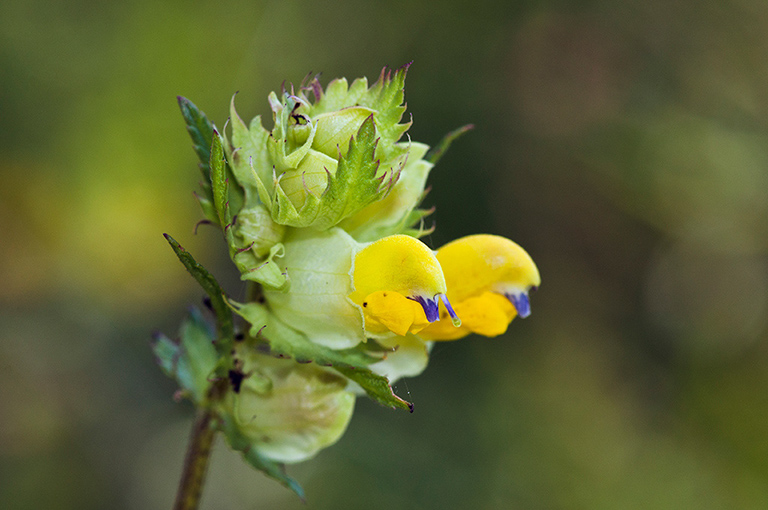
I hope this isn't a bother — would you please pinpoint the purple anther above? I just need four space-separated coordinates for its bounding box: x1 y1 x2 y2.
408 295 440 322
506 292 531 318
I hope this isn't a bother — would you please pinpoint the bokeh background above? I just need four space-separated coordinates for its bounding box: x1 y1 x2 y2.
4 0 768 508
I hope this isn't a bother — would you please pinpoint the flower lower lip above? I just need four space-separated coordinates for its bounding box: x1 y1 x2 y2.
506 292 531 318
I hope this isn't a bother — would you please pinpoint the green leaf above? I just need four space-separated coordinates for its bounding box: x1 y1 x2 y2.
425 124 474 165
229 301 412 411
217 413 305 500
178 96 216 214
163 234 234 349
335 366 413 412
151 332 179 377
152 308 219 404
178 96 215 181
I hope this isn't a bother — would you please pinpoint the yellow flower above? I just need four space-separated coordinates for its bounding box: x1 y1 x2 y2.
348 234 460 337
419 234 540 341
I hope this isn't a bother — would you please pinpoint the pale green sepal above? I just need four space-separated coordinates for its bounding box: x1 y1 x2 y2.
151 307 219 405
367 334 430 385
228 95 272 203
229 300 377 366
228 300 412 411
310 77 368 115
233 204 286 258
238 242 289 290
270 169 323 226
217 412 305 500
312 106 376 158
209 131 232 231
263 228 364 349
277 149 338 209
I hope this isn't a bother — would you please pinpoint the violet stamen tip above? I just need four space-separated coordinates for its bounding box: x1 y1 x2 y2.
438 294 461 327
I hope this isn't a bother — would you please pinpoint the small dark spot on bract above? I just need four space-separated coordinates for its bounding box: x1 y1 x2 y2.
228 369 245 393
382 292 387 297
363 302 367 307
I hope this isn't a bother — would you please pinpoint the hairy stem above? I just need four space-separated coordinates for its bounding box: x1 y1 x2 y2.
173 409 215 510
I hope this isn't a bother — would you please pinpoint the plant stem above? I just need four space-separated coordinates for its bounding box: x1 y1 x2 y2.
173 409 215 510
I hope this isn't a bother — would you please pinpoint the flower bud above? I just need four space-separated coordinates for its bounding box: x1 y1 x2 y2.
234 205 286 258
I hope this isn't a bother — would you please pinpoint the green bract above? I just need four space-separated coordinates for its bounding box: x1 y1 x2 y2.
222 347 355 464
160 65 487 497
226 66 412 233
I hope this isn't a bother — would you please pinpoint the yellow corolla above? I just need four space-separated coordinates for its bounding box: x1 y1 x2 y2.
419 234 540 341
348 235 460 337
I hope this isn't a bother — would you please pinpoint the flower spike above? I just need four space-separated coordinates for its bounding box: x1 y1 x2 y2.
166 65 541 500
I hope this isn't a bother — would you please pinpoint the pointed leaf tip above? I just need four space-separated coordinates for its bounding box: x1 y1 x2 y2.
425 124 474 165
164 233 234 347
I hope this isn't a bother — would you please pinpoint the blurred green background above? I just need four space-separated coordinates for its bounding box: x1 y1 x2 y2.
4 0 768 508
